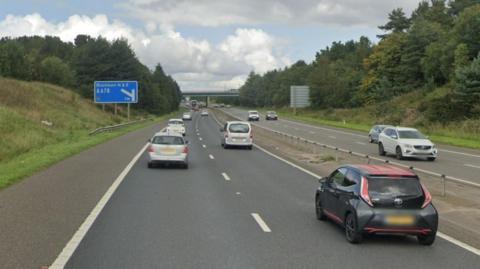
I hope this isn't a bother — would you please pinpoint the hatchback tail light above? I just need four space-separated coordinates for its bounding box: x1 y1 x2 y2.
182 146 189 154
147 145 154 153
250 130 253 139
360 176 373 207
224 133 228 138
421 183 432 208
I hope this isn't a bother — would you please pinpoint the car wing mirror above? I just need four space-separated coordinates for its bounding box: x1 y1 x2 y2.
219 128 224 132
185 140 189 144
147 138 152 142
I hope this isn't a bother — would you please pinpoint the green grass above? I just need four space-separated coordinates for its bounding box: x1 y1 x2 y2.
0 113 175 189
0 77 177 188
250 103 480 150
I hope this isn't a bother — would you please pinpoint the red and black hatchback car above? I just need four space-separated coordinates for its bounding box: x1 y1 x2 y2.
315 164 437 245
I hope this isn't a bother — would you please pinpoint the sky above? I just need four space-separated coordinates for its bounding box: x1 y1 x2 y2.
0 0 422 92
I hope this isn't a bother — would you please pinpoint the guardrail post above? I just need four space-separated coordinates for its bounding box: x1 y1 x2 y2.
441 174 446 197
335 148 338 162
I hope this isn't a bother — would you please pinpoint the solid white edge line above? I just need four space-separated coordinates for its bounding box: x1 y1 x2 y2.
209 154 215 160
49 143 149 269
221 172 231 181
464 164 480 169
251 213 271 232
441 149 480 158
252 143 480 256
438 232 480 256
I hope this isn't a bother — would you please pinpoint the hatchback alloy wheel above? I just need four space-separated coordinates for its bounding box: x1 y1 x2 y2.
345 213 362 243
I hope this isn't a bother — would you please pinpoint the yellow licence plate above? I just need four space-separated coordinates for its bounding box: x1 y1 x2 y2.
385 215 415 225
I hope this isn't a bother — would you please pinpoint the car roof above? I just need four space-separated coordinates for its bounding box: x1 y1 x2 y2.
227 121 251 125
395 126 419 131
349 164 417 177
169 118 183 122
153 131 183 137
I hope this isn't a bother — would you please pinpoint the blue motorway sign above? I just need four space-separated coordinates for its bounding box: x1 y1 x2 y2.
94 81 138 103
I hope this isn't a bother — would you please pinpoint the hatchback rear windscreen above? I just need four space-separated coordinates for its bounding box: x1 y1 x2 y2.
169 121 183 125
152 136 184 145
368 177 422 199
229 124 250 133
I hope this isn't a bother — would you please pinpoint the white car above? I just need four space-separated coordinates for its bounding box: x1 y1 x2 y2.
147 132 189 169
247 110 260 121
201 109 209 116
182 112 192 121
166 119 186 136
378 127 437 161
220 121 253 150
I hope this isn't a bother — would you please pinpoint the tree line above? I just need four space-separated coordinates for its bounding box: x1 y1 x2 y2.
231 0 480 123
0 35 181 114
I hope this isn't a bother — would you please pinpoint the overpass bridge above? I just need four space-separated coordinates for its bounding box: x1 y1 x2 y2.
181 90 239 106
181 91 239 97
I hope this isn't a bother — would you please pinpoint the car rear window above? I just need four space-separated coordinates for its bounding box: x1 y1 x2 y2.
229 123 250 133
169 120 183 125
368 177 422 199
152 136 184 145
398 130 426 139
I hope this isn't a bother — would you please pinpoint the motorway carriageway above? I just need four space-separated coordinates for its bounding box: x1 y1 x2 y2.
225 107 480 185
52 112 479 269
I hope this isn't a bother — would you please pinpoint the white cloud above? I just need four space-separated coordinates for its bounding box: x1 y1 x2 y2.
0 13 290 91
121 0 421 27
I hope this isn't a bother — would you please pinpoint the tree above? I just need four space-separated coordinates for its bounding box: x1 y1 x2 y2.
378 8 411 38
448 0 480 16
453 4 480 59
39 56 74 87
454 53 480 116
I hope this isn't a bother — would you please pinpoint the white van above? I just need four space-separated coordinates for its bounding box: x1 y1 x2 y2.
220 121 253 150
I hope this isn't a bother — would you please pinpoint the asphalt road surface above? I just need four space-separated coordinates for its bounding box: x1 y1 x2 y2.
61 112 479 269
224 107 480 185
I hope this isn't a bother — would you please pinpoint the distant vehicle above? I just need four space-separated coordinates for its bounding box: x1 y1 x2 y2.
219 104 225 108
213 104 220 108
226 105 231 108
315 164 437 245
191 100 199 111
147 132 189 169
378 127 437 161
182 112 192 121
220 121 253 150
368 124 392 143
166 119 186 136
265 111 278 120
247 110 260 121
201 109 209 116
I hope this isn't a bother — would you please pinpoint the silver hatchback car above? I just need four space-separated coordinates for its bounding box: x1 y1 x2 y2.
147 132 189 169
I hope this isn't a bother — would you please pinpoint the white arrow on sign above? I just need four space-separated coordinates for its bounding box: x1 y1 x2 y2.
121 89 136 101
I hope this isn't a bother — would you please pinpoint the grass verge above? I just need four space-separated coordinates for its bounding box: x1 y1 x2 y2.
253 108 480 150
0 112 175 189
